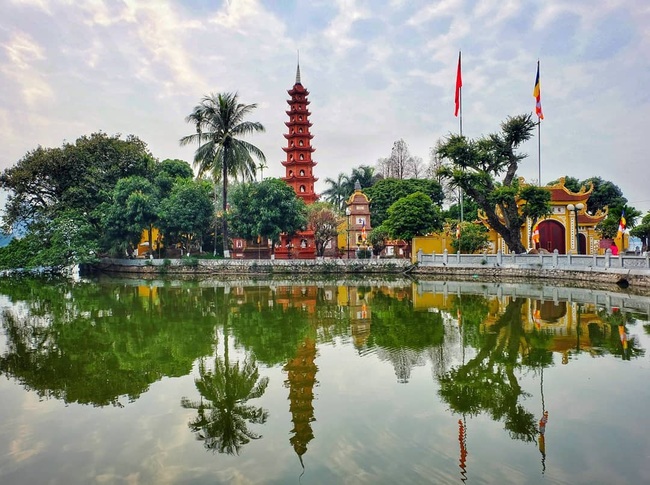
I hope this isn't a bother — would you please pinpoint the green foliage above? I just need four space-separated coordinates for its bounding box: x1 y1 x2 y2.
158 178 214 251
436 114 537 254
452 221 490 253
229 178 308 250
0 278 219 406
630 212 650 249
519 185 552 225
443 198 479 222
0 133 156 233
154 159 194 199
180 92 266 256
548 176 627 215
356 247 372 259
368 225 390 256
322 166 378 212
103 176 159 254
598 205 641 239
383 192 442 241
365 178 444 227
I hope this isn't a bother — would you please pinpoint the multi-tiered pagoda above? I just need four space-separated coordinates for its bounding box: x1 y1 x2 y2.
275 62 318 259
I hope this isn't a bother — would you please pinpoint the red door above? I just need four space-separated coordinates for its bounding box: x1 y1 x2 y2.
539 220 565 254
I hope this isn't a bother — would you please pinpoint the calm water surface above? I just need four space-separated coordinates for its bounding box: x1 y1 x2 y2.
0 275 649 485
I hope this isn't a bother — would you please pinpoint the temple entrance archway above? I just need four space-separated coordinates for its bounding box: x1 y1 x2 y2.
538 220 565 254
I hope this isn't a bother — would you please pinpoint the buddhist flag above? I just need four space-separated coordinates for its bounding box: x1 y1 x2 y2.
532 223 540 245
455 51 462 117
533 61 544 120
618 210 627 235
361 219 367 241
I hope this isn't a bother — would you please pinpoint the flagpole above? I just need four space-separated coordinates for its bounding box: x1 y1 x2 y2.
533 59 543 187
537 121 541 187
456 51 464 223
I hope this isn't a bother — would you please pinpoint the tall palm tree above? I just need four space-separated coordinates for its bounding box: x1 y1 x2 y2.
322 173 350 212
180 92 266 257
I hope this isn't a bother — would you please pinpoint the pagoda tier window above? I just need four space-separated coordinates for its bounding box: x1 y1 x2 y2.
300 185 306 192
300 170 305 176
299 140 304 146
290 154 293 160
289 170 293 177
299 116 303 120
299 128 303 133
299 154 304 160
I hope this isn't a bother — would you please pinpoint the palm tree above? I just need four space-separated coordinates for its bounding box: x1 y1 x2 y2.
321 173 350 212
181 353 269 454
180 92 266 257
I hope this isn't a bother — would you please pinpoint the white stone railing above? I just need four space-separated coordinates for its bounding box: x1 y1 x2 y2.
416 249 650 271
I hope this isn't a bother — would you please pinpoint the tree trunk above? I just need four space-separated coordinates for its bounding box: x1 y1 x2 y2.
222 161 229 257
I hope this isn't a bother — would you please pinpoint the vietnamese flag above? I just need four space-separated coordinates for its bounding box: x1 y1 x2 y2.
455 51 462 117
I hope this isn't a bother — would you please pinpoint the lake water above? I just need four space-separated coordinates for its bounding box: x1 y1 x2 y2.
0 275 649 485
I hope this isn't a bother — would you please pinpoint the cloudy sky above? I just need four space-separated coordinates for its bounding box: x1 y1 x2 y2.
1 0 649 214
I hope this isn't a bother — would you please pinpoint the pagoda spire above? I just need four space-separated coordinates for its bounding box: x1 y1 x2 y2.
296 51 301 85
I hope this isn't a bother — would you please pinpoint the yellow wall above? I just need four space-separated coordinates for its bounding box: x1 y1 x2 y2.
137 227 162 256
412 234 455 262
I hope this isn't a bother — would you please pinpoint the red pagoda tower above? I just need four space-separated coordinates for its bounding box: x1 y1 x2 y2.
276 62 318 259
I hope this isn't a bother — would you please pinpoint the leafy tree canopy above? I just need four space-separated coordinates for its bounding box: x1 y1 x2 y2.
365 178 444 227
383 192 442 241
0 133 156 233
437 114 547 254
548 175 627 215
158 178 214 251
180 92 266 256
229 178 307 250
453 221 490 254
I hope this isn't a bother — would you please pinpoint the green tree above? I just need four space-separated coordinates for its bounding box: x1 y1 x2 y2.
158 179 214 253
180 92 266 257
443 198 480 222
631 212 650 250
548 176 627 215
598 205 641 240
365 178 445 227
519 185 552 227
349 165 378 191
103 176 159 256
154 159 194 199
322 173 350 212
383 192 442 241
307 202 341 257
437 114 547 254
438 299 541 442
0 133 156 234
181 312 269 455
453 221 490 254
368 225 390 257
229 179 307 254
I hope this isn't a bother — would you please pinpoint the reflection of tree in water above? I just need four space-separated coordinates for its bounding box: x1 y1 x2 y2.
0 278 216 406
376 347 426 383
438 299 540 442
367 290 445 383
181 339 269 454
593 308 645 361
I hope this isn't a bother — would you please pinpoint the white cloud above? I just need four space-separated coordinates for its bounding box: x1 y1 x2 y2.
0 0 648 214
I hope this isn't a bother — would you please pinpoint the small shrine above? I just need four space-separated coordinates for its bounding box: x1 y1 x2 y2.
338 181 372 258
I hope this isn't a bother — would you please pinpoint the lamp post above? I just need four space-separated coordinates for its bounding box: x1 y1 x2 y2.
567 203 584 254
345 207 351 259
